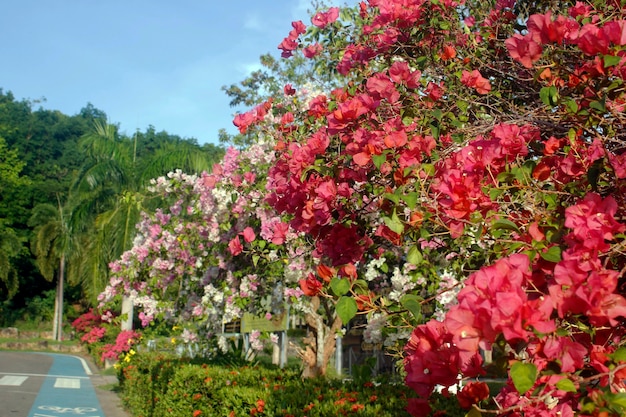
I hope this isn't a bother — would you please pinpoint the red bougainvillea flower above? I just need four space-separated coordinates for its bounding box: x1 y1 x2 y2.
316 264 336 282
406 397 432 417
311 7 340 28
457 382 489 410
440 44 457 60
299 273 323 296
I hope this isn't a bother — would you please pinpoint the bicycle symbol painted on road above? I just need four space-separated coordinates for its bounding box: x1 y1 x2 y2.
35 405 100 416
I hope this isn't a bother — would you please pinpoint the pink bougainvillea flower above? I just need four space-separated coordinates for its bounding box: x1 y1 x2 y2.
527 12 577 45
303 43 323 58
575 23 610 55
270 221 290 245
228 236 243 256
569 1 592 18
389 61 421 88
406 397 432 417
283 84 296 96
278 37 299 58
461 70 491 94
311 7 340 28
241 227 256 243
505 33 543 68
603 20 626 45
543 336 587 373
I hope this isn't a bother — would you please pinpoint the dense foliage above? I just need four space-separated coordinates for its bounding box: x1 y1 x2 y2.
0 89 224 327
116 350 465 417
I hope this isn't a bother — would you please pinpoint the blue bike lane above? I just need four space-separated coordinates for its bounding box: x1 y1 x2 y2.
28 353 105 417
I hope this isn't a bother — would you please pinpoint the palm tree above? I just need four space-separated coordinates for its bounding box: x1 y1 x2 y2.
72 120 223 311
28 196 81 341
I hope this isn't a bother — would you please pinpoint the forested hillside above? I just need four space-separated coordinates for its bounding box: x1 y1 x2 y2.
0 89 224 327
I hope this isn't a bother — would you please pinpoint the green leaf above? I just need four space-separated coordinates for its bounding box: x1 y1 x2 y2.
492 219 520 232
353 279 369 293
456 100 469 113
407 245 423 265
607 392 626 412
589 100 606 113
430 121 440 139
510 362 537 395
402 192 419 209
568 128 577 148
383 210 404 235
421 163 435 176
384 192 400 205
540 86 558 106
400 294 422 320
330 278 350 297
611 347 626 362
252 255 260 267
564 99 578 114
555 378 576 393
604 54 622 67
372 153 386 170
540 246 562 263
336 296 358 325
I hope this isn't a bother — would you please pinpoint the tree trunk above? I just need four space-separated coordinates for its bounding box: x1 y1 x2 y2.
299 296 343 378
55 255 65 341
121 296 133 331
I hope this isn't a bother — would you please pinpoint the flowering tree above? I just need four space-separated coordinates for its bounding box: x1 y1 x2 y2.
97 138 322 360
231 0 626 415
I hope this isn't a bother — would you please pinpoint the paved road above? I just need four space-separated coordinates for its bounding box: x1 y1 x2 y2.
0 352 130 417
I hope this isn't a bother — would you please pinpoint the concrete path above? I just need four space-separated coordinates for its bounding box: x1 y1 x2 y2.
0 352 130 417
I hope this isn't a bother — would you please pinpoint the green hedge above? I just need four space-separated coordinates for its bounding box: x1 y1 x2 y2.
118 351 466 417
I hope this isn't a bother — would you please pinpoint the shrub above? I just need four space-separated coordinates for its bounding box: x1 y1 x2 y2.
117 351 465 417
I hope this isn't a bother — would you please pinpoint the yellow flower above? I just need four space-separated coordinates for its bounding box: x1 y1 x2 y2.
171 337 177 344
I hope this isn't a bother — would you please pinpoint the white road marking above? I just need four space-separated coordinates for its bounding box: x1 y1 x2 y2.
0 375 28 385
53 378 81 389
0 372 89 379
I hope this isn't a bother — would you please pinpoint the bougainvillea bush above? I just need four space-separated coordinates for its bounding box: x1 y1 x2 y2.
229 0 626 415
97 139 321 360
72 309 141 365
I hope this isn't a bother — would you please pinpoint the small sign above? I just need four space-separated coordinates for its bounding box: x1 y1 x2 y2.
240 312 288 333
361 342 382 351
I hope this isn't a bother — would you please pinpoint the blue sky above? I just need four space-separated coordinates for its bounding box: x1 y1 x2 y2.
0 1 351 145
